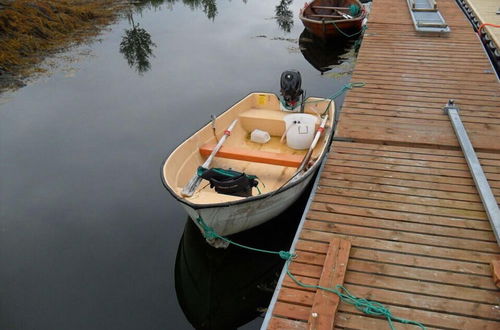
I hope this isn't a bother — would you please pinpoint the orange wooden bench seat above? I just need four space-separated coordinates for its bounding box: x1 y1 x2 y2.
199 144 304 167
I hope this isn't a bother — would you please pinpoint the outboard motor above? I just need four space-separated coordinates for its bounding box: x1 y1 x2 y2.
280 70 304 112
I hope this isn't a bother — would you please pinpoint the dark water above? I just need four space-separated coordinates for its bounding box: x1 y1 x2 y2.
0 1 359 329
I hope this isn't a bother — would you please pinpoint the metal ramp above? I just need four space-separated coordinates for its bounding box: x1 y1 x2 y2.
407 0 450 33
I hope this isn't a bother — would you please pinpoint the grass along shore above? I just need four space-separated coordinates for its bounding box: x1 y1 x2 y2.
0 0 126 91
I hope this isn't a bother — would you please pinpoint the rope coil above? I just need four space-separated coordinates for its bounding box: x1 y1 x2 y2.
286 263 425 330
194 216 426 330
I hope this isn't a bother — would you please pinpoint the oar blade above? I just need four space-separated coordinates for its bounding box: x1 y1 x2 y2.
181 175 203 197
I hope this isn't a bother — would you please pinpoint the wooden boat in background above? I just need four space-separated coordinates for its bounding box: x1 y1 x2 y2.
300 0 366 39
162 92 334 245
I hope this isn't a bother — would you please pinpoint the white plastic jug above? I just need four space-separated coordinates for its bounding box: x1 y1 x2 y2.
283 114 317 150
250 129 271 144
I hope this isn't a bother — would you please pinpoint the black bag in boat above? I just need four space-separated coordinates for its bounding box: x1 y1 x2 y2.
197 167 259 197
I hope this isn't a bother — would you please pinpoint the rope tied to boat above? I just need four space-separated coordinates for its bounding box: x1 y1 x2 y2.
194 215 426 330
304 82 365 106
195 216 295 259
327 81 366 100
333 21 368 38
302 82 365 117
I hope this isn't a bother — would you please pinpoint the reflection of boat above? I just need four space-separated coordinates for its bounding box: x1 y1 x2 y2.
162 72 334 241
299 28 355 73
175 183 311 329
299 0 366 39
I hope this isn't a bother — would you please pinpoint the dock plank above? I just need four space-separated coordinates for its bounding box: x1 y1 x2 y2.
308 238 351 329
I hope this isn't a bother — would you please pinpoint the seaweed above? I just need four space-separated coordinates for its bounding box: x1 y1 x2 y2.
0 0 126 91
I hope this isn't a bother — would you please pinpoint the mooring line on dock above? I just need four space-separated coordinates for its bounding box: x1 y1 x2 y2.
195 212 427 330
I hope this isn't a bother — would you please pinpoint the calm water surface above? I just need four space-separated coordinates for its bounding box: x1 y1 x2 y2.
0 1 360 329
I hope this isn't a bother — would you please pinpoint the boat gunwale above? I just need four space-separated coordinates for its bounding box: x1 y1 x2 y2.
299 0 367 28
160 92 335 211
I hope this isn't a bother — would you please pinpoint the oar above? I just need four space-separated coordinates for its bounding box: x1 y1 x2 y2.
333 8 352 19
181 119 239 197
295 114 329 175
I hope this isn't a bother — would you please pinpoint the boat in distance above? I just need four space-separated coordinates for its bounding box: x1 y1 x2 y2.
300 0 366 39
162 72 334 245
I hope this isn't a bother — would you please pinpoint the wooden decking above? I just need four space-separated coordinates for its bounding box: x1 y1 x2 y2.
264 0 500 328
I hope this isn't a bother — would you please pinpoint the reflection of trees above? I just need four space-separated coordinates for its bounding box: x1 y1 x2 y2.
183 0 218 20
120 14 157 75
129 0 218 20
275 0 293 33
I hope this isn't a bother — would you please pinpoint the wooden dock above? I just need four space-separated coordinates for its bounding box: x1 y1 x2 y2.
263 0 500 328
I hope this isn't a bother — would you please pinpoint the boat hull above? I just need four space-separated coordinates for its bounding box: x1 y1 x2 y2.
162 93 334 245
301 18 364 39
182 162 319 237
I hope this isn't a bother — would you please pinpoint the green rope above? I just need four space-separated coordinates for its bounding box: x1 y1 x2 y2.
194 216 426 330
332 22 367 38
285 260 426 330
305 82 366 106
279 82 365 120
304 82 366 117
327 81 366 101
195 216 295 260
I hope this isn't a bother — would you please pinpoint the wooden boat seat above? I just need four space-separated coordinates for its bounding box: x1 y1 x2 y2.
238 108 288 136
309 14 344 19
199 143 304 167
312 6 350 10
239 108 319 137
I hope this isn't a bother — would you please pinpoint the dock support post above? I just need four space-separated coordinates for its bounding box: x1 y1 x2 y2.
444 100 500 245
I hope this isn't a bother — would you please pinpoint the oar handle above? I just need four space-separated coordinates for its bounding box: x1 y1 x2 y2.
201 119 238 169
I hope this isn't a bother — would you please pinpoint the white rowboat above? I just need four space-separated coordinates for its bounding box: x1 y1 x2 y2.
162 92 334 245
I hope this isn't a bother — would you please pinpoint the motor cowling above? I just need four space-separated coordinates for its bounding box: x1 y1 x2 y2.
280 70 304 110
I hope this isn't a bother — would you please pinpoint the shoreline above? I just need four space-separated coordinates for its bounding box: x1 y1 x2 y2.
0 0 127 92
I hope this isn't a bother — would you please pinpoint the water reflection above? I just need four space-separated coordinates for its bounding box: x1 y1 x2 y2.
0 0 359 328
130 0 173 11
299 28 356 73
120 12 157 74
275 0 294 33
130 0 219 20
119 0 239 74
175 181 313 329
